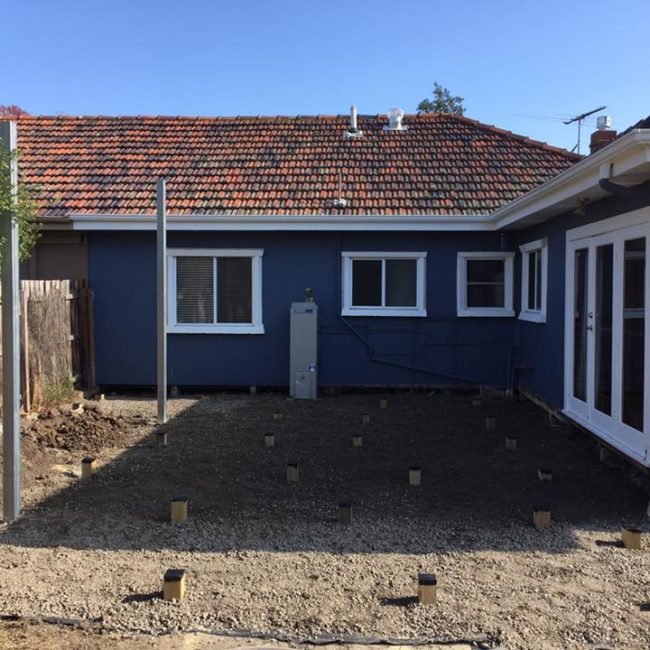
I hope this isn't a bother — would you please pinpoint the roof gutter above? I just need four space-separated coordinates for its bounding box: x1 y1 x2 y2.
66 213 495 232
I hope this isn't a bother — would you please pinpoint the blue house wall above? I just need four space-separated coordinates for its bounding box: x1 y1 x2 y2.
89 230 519 388
512 183 650 408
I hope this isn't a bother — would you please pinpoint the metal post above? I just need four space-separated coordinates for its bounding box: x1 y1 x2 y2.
1 120 21 522
157 179 168 423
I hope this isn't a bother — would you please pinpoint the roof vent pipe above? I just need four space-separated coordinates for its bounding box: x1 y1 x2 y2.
343 104 363 139
384 107 407 131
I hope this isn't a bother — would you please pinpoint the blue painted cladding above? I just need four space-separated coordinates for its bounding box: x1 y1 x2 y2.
513 185 650 408
89 230 517 387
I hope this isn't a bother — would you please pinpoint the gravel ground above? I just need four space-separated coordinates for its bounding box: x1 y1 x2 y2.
0 391 648 650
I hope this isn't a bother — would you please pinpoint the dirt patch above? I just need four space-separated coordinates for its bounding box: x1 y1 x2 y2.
21 405 148 453
0 392 648 650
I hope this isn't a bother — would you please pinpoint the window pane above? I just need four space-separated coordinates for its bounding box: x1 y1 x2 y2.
352 260 382 306
386 259 417 307
467 284 505 308
176 257 214 324
573 249 588 402
623 237 645 431
527 251 537 310
217 257 252 323
595 244 613 415
467 259 504 283
535 250 543 311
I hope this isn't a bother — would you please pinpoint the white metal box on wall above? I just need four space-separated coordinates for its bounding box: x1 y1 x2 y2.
290 302 318 399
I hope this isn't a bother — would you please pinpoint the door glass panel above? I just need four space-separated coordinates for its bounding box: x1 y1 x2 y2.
595 244 613 415
573 249 588 401
622 237 645 431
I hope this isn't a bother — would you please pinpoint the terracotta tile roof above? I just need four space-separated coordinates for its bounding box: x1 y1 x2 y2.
13 113 581 218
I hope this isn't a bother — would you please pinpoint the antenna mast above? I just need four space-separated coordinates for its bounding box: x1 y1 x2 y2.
564 106 606 154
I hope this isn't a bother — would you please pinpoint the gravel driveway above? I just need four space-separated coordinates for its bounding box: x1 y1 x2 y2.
0 391 648 649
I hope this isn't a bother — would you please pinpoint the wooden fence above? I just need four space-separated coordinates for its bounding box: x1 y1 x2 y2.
0 279 95 412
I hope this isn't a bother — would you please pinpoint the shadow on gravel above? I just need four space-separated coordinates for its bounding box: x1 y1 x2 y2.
1 392 647 555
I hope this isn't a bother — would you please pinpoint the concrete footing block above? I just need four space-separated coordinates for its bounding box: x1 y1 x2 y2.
264 433 275 448
81 456 96 479
533 508 552 529
409 466 422 486
287 462 299 483
538 468 552 482
156 431 168 447
361 414 370 425
352 434 363 448
339 502 352 525
486 416 497 431
417 573 437 604
505 437 518 451
379 398 388 410
171 497 188 524
273 412 283 421
622 527 643 550
163 569 186 601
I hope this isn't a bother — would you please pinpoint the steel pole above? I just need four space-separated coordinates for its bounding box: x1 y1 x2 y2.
156 179 168 423
1 120 21 522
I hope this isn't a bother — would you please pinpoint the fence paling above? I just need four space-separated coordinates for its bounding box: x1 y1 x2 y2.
0 279 95 412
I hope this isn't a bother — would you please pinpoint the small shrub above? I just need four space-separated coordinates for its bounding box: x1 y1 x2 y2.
43 376 77 407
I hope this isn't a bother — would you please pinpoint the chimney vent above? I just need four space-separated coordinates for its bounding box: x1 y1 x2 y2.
590 116 616 154
384 107 407 131
596 115 612 130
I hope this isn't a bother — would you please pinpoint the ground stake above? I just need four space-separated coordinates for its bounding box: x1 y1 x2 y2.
163 568 186 601
171 497 188 524
622 527 642 550
418 573 437 604
81 456 96 479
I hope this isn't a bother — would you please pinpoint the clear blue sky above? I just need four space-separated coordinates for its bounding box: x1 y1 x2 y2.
3 0 648 152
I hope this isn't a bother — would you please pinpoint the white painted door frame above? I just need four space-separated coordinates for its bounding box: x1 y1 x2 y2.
564 207 650 466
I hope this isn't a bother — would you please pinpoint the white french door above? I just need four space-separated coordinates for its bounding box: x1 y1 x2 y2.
565 212 650 465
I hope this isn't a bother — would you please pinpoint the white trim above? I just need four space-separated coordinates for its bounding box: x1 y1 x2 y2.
456 252 515 317
341 251 427 317
167 249 264 335
519 238 548 323
567 206 650 242
69 213 493 232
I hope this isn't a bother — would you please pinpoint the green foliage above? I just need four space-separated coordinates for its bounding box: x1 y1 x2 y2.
0 145 40 263
417 83 465 115
44 376 77 407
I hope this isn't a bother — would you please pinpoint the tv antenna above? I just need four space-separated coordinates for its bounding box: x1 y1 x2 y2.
564 106 606 154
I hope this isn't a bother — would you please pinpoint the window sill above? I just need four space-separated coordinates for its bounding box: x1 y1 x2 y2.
457 308 515 318
168 324 265 334
519 310 547 324
341 307 427 318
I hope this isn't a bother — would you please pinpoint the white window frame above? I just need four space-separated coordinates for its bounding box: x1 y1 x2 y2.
167 248 264 334
341 251 427 317
457 251 515 317
519 238 548 323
